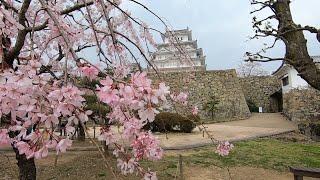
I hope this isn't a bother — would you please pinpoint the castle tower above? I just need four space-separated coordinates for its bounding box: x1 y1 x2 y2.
150 28 206 72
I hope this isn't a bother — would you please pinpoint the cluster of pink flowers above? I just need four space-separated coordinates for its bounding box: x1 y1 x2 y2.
215 141 234 156
0 60 89 159
192 106 199 115
94 68 169 177
131 131 163 161
80 66 99 80
97 127 117 145
170 92 188 105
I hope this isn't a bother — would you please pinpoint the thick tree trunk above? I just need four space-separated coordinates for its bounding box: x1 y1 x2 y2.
13 146 36 180
273 0 320 90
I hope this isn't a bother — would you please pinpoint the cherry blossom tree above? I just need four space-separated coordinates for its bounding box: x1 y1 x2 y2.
0 0 233 179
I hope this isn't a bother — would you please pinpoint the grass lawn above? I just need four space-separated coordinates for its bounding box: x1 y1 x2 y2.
142 138 320 179
1 138 319 179
174 138 320 171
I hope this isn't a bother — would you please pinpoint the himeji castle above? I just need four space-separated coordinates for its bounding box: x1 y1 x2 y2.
149 28 206 72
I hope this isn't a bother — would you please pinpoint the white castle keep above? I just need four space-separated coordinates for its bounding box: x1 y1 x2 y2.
149 28 206 72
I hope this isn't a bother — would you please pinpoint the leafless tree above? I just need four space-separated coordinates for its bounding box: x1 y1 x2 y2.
237 61 269 77
247 0 320 90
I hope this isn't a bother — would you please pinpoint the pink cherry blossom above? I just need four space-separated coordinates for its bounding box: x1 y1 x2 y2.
100 76 113 88
56 139 73 154
131 131 163 161
45 140 58 149
155 83 170 101
131 72 152 92
123 117 143 138
144 171 158 180
44 115 59 128
18 98 37 112
98 88 119 105
81 66 99 80
138 107 159 123
65 125 76 135
192 106 199 115
15 141 34 159
215 141 234 156
113 62 131 78
171 92 188 105
117 158 136 175
0 129 10 146
25 131 41 142
34 146 49 159
97 127 117 145
119 84 135 104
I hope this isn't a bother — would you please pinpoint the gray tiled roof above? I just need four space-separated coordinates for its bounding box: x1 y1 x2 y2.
273 55 320 75
312 56 320 63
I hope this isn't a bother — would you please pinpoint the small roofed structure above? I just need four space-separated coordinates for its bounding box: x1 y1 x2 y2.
272 56 320 93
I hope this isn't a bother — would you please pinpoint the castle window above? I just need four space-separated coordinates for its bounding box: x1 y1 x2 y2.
196 51 201 57
282 76 289 86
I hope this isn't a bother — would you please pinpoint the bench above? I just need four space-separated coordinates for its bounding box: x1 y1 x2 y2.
290 167 320 180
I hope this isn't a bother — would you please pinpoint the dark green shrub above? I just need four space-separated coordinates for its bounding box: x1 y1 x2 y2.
144 112 195 133
180 119 196 133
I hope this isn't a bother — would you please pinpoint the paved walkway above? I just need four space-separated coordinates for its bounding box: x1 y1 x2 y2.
157 113 297 149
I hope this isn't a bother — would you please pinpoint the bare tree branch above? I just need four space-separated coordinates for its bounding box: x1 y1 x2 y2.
245 52 292 62
60 0 94 15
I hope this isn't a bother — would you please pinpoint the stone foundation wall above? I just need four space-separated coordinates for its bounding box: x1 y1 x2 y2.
239 76 281 112
283 88 320 122
150 70 251 120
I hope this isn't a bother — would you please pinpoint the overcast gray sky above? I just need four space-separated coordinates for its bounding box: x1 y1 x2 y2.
123 0 320 73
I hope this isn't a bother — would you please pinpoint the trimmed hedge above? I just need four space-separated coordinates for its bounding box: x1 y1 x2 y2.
144 112 196 133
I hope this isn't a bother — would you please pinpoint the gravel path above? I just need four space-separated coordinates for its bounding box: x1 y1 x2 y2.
0 113 297 151
157 113 297 149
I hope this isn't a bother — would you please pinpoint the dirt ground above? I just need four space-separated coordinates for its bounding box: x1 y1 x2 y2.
157 113 297 149
185 165 320 180
1 149 318 180
184 166 293 180
0 151 295 180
